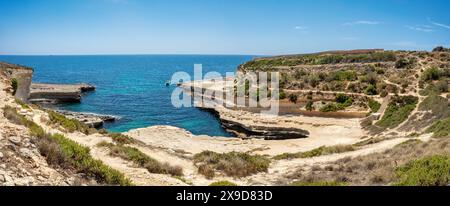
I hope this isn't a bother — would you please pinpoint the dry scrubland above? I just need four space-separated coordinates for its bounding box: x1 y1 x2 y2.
0 48 449 186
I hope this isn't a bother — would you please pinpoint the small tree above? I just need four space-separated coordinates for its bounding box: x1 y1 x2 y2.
306 101 314 111
288 94 298 104
11 78 18 95
365 84 378 95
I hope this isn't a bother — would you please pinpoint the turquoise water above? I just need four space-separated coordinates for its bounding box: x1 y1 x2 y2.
0 55 256 136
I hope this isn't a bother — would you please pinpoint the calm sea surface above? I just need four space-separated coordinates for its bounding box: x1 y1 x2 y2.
0 55 256 136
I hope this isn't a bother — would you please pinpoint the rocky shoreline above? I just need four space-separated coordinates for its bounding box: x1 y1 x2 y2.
55 110 117 128
29 83 96 103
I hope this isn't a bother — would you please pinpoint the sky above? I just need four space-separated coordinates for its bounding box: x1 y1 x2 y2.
0 0 449 55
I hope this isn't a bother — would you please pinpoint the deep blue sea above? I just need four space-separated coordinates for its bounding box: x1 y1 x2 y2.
0 55 256 136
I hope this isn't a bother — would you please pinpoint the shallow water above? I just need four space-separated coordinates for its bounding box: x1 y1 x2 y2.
0 55 256 136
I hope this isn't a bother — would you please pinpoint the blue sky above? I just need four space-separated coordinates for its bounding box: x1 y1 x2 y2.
0 0 449 55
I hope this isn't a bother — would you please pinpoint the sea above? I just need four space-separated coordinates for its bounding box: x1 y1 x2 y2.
0 55 256 136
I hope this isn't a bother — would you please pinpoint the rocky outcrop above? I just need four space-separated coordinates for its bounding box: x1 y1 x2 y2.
56 110 116 128
29 83 96 103
0 62 33 102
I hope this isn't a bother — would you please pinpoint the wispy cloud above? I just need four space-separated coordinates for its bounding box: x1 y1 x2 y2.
293 26 308 30
405 25 434 32
343 20 380 26
429 20 450 29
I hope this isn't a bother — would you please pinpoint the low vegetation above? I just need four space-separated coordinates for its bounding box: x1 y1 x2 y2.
11 78 18 95
394 155 450 186
99 142 183 176
426 117 450 138
47 110 92 134
15 98 30 109
274 145 356 160
287 137 450 186
3 106 132 185
376 95 418 128
319 94 353 112
243 51 396 69
209 181 238 186
368 99 381 113
193 151 271 178
107 133 135 145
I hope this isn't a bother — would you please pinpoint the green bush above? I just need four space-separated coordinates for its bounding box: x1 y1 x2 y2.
101 142 183 176
319 94 353 112
107 133 135 145
15 99 30 109
3 106 131 186
368 99 381 113
47 110 91 134
11 78 18 95
193 151 271 178
279 89 286 99
394 155 450 186
422 67 443 82
209 181 238 186
305 101 314 111
426 118 450 138
376 96 418 128
319 103 340 112
274 145 356 160
364 84 378 95
288 94 298 104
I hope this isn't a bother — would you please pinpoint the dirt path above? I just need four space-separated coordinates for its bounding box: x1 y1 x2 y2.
241 133 432 185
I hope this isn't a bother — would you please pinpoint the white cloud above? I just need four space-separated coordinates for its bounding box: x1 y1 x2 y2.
405 25 434 32
343 20 380 26
293 26 308 30
429 20 450 29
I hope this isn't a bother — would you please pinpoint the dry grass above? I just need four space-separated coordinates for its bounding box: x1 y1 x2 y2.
99 142 183 176
194 151 271 178
286 138 450 186
274 145 356 160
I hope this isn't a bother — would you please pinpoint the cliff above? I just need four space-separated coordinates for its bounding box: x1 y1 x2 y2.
0 62 33 102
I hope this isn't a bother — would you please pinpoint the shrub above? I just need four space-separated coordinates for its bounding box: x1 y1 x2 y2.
107 133 135 145
422 67 443 82
101 142 183 176
279 89 286 99
364 84 378 95
319 103 340 112
47 110 91 134
368 99 381 113
376 96 418 128
395 58 415 69
319 94 353 112
332 70 357 81
15 98 30 109
426 118 450 138
3 107 131 185
288 94 298 104
49 134 132 185
274 145 356 160
209 181 238 186
11 78 18 95
305 101 314 111
193 151 271 178
394 155 450 186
